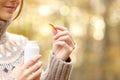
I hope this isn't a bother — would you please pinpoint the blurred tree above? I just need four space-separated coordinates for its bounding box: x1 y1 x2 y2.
8 0 120 80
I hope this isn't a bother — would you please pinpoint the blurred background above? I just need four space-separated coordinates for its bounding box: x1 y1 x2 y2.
8 0 120 80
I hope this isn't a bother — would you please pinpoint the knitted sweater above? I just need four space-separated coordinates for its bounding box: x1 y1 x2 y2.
0 20 72 80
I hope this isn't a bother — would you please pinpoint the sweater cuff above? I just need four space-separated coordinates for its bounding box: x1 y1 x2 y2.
47 54 72 80
66 57 71 62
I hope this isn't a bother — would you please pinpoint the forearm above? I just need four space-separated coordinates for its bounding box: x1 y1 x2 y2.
40 53 72 80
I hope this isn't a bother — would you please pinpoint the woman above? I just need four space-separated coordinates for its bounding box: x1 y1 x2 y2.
0 0 75 80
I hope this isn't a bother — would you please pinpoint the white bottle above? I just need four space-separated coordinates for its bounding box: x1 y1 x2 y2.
24 41 40 63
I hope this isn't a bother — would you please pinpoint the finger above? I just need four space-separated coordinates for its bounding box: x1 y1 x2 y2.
53 31 74 44
27 66 42 80
27 62 42 74
54 25 67 31
56 35 75 49
23 62 42 77
49 24 58 35
55 41 73 52
53 31 69 40
23 55 41 69
52 28 57 35
53 31 75 48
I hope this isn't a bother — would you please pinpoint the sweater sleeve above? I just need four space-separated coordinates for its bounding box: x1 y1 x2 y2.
40 54 72 80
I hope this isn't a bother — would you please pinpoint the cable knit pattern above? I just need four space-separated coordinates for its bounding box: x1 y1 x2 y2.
0 19 72 80
41 54 72 80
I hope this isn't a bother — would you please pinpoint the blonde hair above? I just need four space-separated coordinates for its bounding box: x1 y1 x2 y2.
13 0 23 20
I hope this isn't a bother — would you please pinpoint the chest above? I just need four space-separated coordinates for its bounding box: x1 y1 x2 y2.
0 51 23 80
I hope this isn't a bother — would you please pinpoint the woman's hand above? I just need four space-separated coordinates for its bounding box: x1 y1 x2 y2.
52 25 75 61
11 55 42 80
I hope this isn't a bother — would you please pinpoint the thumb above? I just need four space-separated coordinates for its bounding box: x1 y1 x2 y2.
49 24 57 35
52 28 57 35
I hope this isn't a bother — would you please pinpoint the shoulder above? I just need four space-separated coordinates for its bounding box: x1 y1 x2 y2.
7 32 28 45
5 32 29 52
7 32 28 40
0 33 29 63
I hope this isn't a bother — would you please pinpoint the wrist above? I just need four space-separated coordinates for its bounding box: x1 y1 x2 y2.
53 53 71 62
